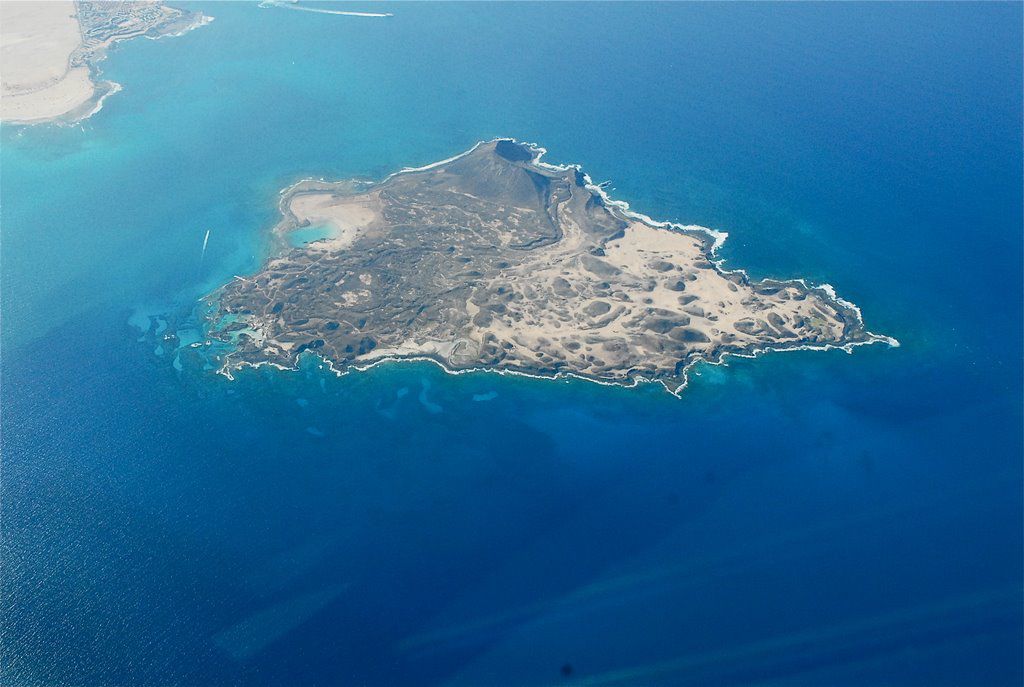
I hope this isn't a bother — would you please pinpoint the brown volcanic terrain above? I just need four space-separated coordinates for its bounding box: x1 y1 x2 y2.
206 140 887 392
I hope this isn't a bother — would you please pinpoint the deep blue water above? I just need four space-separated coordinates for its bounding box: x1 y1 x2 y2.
2 3 1021 685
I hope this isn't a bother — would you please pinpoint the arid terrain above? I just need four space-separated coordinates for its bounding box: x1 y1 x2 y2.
207 140 889 392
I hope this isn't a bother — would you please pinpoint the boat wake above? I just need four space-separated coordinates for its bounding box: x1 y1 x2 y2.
258 1 392 18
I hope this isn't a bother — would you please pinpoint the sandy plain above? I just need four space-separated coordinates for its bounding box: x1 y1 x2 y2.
1 1 210 124
0 1 94 124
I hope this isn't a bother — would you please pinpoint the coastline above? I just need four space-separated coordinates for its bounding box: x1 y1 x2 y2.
200 138 898 396
0 2 213 127
220 328 896 399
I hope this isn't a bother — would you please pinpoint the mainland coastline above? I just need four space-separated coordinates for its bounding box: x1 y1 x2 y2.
0 1 211 126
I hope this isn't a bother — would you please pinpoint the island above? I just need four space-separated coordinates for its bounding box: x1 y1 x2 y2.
204 139 895 394
0 1 210 125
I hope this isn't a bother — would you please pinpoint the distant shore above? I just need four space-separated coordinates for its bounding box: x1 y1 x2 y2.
0 1 211 126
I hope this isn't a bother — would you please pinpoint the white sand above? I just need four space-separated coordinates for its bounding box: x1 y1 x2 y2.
287 192 382 251
0 1 95 123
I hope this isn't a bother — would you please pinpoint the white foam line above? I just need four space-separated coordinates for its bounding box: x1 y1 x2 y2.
217 327 892 400
145 13 216 40
395 141 487 175
56 80 122 128
514 138 731 253
4 80 121 127
208 137 899 396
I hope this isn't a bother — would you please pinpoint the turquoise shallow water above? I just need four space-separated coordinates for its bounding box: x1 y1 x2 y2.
1 3 1021 685
287 224 337 247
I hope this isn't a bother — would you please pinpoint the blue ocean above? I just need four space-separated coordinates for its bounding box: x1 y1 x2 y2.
2 3 1021 685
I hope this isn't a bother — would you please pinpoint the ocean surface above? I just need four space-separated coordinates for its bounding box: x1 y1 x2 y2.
2 3 1021 685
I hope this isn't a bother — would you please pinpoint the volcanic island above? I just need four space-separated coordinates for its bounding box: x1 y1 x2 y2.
204 140 894 394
